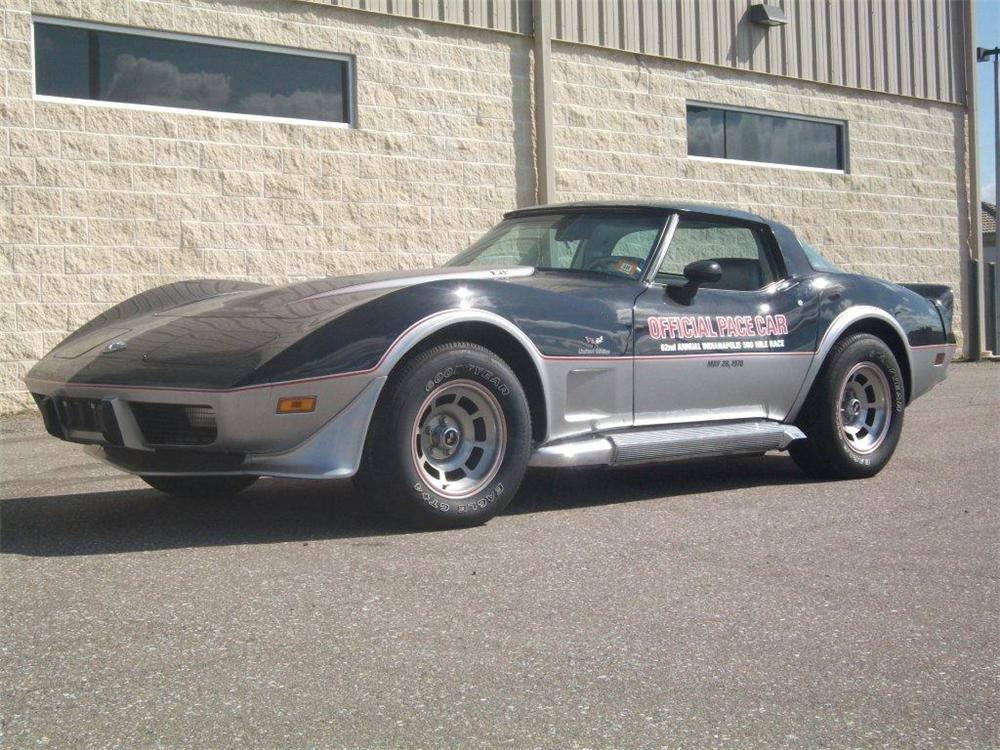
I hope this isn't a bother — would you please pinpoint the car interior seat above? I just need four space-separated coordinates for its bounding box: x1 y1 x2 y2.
706 257 764 291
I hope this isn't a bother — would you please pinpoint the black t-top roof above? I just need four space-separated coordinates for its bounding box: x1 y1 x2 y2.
505 200 768 224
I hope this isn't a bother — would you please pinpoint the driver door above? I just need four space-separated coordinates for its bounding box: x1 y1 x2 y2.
633 215 819 426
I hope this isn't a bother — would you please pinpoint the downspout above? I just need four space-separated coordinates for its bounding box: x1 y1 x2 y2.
965 0 986 359
532 0 555 205
992 50 1000 356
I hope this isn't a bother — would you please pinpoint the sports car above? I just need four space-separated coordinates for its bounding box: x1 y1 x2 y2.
26 202 956 528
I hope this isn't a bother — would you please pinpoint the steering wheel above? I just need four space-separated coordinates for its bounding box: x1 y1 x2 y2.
585 255 645 278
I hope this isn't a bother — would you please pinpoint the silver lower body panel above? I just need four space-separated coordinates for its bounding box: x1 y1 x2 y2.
530 420 805 468
908 344 954 401
85 377 386 479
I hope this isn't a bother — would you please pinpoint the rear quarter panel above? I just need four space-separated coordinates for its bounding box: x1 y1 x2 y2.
799 273 953 410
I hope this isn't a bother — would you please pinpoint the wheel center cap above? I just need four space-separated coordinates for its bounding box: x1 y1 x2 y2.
426 418 462 457
846 398 862 417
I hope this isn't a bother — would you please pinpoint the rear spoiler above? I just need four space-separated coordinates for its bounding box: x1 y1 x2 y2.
901 283 954 338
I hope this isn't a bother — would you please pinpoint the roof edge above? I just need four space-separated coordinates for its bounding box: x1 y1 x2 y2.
504 201 767 224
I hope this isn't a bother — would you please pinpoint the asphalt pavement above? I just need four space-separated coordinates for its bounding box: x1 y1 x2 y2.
1 363 998 749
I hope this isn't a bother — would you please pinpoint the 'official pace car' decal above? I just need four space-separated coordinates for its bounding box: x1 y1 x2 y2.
647 314 790 353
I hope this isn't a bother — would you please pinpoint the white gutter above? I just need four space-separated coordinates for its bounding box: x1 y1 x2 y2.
532 0 555 205
965 0 987 359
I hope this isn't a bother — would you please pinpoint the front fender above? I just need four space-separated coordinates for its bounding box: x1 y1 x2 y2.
371 308 548 378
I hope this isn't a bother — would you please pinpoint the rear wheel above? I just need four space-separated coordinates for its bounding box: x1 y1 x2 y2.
790 333 905 479
359 341 531 529
141 474 258 498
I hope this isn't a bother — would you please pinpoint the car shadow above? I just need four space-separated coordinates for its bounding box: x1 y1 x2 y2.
0 456 812 557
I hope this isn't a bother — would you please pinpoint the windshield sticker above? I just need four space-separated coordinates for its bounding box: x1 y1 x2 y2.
647 314 788 353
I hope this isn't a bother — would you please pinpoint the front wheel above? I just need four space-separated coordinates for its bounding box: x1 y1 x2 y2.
140 474 259 498
790 333 905 479
359 342 532 529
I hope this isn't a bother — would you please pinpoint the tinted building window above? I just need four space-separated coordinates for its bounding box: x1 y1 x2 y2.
687 105 845 171
34 21 352 125
686 106 725 159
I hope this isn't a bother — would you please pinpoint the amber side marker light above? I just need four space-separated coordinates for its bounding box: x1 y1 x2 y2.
276 396 317 414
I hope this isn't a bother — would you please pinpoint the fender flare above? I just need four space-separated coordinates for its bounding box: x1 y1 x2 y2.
371 306 554 431
786 305 912 422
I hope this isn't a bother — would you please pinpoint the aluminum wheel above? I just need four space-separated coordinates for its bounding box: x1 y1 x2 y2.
411 379 507 499
837 361 892 455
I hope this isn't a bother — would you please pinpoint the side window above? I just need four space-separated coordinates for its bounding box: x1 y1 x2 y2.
657 218 779 291
546 230 579 268
611 229 661 258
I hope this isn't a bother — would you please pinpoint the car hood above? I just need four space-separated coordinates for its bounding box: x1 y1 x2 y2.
28 264 643 390
160 266 537 321
28 267 545 389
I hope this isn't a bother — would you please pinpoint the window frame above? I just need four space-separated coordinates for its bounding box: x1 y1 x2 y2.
648 213 788 293
31 15 356 128
686 101 849 174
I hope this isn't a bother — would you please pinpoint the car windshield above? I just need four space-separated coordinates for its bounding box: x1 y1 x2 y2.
446 212 667 279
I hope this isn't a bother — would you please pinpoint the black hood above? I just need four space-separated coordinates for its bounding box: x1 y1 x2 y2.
161 267 537 320
27 265 640 390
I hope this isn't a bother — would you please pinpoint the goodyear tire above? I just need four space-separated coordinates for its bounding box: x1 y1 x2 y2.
790 333 905 479
360 342 531 529
141 474 259 498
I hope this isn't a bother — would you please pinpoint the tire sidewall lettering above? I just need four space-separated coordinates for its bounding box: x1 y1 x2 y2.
425 362 511 397
887 362 905 414
424 366 455 393
412 477 506 513
412 482 450 512
455 482 504 514
865 346 905 414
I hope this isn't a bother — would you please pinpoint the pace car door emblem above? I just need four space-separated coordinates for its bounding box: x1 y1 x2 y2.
579 335 610 355
104 340 127 353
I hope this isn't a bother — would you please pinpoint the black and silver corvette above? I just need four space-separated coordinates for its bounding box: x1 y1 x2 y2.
27 202 956 528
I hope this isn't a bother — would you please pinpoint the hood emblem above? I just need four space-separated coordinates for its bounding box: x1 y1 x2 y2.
105 340 128 353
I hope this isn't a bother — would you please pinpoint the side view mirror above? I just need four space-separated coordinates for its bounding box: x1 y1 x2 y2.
683 259 722 285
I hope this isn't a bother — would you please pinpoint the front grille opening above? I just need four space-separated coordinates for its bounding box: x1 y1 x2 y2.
39 395 124 445
33 393 64 438
130 402 218 446
55 396 104 432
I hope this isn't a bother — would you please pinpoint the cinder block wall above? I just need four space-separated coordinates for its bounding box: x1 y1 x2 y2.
0 0 534 414
0 0 970 414
551 44 967 337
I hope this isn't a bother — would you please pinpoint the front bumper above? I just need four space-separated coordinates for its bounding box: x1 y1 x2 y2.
25 374 386 479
